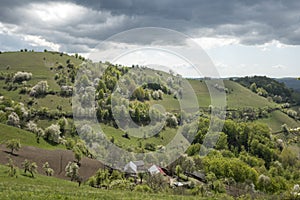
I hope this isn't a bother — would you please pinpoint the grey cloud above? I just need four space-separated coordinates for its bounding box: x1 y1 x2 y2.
1 0 300 52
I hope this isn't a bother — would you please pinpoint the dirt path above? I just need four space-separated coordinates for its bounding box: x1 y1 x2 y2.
0 145 104 181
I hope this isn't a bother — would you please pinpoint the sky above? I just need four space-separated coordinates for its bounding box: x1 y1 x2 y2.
0 0 300 78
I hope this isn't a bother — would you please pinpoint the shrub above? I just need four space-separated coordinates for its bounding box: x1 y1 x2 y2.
43 162 54 176
12 71 32 83
166 113 178 128
6 157 17 177
44 124 61 144
65 162 79 181
22 159 38 178
60 85 73 96
30 81 48 97
134 185 152 193
6 139 21 154
26 121 38 133
7 112 20 127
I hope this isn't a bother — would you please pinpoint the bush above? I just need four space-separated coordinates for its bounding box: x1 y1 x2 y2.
6 139 21 154
65 162 79 181
60 85 73 96
134 185 152 193
26 121 38 133
12 71 32 83
44 124 61 144
166 113 178 128
7 112 20 127
30 81 48 97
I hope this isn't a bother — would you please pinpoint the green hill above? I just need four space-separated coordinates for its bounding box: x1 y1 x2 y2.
277 77 300 92
0 51 300 199
257 110 300 132
0 51 298 140
188 79 276 109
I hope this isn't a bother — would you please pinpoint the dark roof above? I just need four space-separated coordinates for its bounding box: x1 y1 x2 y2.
185 171 206 182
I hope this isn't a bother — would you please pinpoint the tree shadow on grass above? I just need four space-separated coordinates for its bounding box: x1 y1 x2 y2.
21 173 35 178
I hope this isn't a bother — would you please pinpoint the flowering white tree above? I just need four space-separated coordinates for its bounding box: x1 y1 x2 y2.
12 71 32 83
7 112 20 127
30 81 48 97
44 124 61 144
65 161 79 181
26 121 38 133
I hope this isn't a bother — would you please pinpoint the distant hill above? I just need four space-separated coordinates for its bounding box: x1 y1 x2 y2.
277 77 300 92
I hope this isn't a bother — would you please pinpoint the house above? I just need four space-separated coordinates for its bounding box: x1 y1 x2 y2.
124 160 145 175
132 160 145 172
124 161 137 174
148 164 166 176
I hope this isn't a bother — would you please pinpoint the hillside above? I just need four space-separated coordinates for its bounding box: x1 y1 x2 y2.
0 164 200 200
0 51 300 199
277 78 300 92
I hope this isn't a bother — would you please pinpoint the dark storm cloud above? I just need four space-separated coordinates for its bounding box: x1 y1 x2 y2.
1 0 300 52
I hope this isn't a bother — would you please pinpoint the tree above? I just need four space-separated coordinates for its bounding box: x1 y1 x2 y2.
29 81 49 97
6 157 17 177
281 124 290 135
146 173 166 192
12 71 32 83
257 174 271 193
22 159 37 178
6 139 21 155
175 165 183 178
7 112 20 127
166 113 178 128
138 172 145 184
58 117 68 135
280 147 297 168
73 146 83 164
42 162 54 176
152 91 160 100
250 82 257 92
44 124 61 143
65 162 79 181
94 169 110 188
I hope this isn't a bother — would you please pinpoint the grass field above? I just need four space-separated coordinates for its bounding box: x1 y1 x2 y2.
99 123 177 151
0 123 64 150
0 51 80 111
0 164 205 200
257 110 300 132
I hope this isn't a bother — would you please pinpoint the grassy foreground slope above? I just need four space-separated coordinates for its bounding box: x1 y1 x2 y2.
0 165 203 200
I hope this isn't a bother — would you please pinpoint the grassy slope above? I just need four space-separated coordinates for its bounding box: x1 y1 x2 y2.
0 165 201 200
0 123 64 150
150 79 276 112
186 79 276 109
0 51 298 146
100 123 177 150
0 51 81 112
0 51 281 111
257 110 300 132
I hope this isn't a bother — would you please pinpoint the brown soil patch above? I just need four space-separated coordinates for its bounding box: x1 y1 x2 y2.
0 145 104 181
